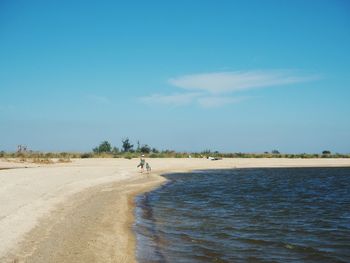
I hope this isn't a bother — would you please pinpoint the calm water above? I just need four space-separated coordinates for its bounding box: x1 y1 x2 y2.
134 168 350 263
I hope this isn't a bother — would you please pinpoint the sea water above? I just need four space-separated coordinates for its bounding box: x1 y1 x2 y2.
134 167 350 262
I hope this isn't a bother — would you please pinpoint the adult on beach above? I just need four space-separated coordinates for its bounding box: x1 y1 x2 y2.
137 155 146 173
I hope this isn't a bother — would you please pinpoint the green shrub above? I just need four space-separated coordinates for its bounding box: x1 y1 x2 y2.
81 153 92 158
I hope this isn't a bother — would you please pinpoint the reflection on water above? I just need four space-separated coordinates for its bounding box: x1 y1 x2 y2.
134 168 350 263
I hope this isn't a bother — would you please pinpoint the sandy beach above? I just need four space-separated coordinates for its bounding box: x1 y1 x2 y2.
1 158 350 263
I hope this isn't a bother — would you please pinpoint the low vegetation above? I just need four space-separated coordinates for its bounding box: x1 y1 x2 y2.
1 156 71 164
1 140 349 160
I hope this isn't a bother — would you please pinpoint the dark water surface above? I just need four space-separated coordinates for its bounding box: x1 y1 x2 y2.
134 168 350 262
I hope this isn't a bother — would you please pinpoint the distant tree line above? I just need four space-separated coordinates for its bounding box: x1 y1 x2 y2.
91 138 155 156
0 142 348 159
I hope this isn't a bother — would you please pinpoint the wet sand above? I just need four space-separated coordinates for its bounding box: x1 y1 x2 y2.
1 158 350 262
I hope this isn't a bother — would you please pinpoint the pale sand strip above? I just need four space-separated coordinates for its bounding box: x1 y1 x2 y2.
0 158 350 262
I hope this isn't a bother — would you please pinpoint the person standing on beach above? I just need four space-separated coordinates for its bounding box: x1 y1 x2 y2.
137 155 146 173
146 162 151 173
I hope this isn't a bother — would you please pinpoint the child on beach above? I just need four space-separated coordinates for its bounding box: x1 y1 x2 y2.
137 155 145 173
146 162 151 173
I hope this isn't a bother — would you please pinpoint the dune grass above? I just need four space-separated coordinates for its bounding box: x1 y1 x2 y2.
0 151 349 160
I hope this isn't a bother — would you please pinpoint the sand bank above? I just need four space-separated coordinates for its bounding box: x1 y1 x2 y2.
1 158 350 262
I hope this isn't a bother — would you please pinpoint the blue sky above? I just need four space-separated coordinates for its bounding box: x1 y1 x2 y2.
0 0 349 153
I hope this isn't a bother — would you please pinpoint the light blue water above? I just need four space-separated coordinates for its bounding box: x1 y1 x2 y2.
135 167 350 262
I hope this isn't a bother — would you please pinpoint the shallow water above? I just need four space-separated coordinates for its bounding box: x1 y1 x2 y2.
134 168 350 262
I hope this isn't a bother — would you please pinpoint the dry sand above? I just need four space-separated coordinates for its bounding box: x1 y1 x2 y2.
1 158 350 262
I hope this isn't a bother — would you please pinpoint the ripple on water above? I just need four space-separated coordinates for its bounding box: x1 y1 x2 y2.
135 167 350 263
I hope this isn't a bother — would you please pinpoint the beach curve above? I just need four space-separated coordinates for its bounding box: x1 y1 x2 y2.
1 158 350 262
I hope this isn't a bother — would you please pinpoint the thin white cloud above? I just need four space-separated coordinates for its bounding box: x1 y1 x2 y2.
140 92 200 106
196 96 243 108
140 70 319 108
140 93 244 108
169 70 319 94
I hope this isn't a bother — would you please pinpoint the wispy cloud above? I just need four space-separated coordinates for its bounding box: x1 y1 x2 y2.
141 70 319 108
197 96 244 108
169 70 319 94
140 93 243 108
140 93 200 106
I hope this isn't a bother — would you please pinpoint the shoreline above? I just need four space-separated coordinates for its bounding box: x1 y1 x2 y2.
4 174 166 263
1 158 350 262
0 158 167 263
